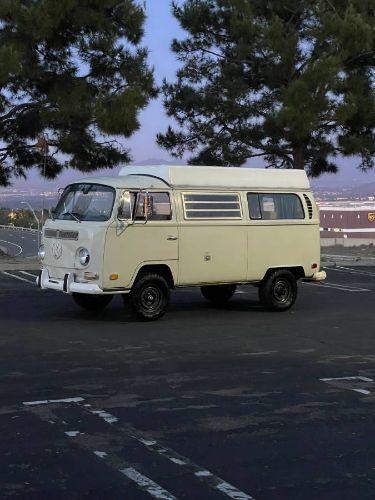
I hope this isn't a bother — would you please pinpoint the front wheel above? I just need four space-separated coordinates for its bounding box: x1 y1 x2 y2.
259 270 297 312
201 284 237 306
72 293 113 312
129 273 170 321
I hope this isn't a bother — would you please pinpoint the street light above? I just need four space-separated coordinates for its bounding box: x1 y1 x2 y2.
21 201 41 248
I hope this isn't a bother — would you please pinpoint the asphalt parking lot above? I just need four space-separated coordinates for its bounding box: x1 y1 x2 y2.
0 227 39 257
1 266 375 499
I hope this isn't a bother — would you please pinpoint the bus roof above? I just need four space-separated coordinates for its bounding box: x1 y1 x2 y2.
118 165 310 190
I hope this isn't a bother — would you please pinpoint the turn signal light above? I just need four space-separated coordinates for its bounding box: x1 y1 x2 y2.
311 263 318 269
83 272 98 281
110 273 119 281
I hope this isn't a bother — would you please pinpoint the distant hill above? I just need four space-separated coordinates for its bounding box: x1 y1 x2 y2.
344 182 375 197
133 158 185 166
312 181 375 197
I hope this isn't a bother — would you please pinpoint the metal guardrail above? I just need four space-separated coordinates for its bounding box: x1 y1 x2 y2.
0 224 41 233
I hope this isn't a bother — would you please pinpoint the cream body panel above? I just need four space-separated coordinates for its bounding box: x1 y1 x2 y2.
246 222 320 281
103 221 179 289
177 223 247 284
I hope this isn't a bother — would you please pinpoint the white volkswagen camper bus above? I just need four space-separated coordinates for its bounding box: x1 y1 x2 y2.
37 165 326 320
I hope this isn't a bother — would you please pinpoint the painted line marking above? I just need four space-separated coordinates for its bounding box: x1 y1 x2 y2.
121 426 255 499
305 281 370 292
2 271 35 284
195 470 212 477
24 397 256 500
23 397 85 406
120 467 176 500
90 409 118 424
65 430 82 437
320 377 373 396
320 376 373 382
19 271 38 279
325 266 375 277
0 239 22 256
353 389 371 395
216 480 254 499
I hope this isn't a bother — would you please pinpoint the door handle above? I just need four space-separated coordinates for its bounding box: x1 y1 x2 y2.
167 235 178 241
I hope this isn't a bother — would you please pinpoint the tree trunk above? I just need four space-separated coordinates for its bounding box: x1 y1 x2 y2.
292 146 305 169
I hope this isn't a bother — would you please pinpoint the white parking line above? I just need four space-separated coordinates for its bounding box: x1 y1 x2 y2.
2 271 34 284
120 468 176 500
320 376 373 382
320 376 373 396
304 281 370 292
23 397 85 406
324 266 375 277
0 239 22 256
322 282 371 292
25 397 255 500
19 271 38 279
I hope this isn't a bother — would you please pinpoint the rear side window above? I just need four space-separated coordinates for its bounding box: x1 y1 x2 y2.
247 193 304 220
182 192 242 219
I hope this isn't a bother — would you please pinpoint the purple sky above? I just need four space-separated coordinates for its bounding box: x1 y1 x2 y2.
8 0 375 190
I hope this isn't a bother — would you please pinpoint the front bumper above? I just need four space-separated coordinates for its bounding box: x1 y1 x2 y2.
36 268 114 295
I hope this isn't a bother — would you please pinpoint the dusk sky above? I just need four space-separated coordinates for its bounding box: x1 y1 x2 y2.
8 0 375 190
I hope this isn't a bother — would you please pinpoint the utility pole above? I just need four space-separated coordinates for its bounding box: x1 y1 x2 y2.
21 201 40 249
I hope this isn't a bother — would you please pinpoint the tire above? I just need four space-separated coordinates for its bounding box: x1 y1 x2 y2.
259 269 297 311
129 273 170 321
201 284 237 306
72 293 113 312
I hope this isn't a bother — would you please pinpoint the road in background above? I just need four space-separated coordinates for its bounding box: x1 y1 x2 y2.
0 227 39 257
0 267 375 499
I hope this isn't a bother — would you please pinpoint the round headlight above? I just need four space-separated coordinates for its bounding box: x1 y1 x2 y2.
77 247 90 267
38 244 45 260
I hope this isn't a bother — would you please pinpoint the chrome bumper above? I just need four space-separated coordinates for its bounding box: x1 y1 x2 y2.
36 268 108 295
304 270 327 282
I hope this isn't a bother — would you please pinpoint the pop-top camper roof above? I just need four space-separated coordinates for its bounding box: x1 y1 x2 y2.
118 165 310 191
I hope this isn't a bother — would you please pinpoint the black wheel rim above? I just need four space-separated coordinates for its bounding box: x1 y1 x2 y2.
273 279 291 303
140 285 162 312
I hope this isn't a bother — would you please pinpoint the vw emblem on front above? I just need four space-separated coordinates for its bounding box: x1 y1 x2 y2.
51 241 63 260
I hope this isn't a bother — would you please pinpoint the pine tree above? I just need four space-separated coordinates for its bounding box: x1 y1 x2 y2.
158 0 374 175
0 0 157 186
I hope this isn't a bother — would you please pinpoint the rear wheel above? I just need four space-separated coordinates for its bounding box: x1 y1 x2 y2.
72 293 113 312
129 273 170 321
259 270 297 311
201 284 237 306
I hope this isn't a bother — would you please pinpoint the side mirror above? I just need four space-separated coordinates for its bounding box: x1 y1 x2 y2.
142 194 153 220
118 191 133 221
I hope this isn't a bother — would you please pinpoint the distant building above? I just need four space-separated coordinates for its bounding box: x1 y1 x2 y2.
318 201 375 245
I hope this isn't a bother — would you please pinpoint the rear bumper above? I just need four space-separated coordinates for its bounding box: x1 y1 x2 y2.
36 268 119 295
303 270 327 282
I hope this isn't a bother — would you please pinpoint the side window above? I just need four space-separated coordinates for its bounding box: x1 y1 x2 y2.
247 194 262 220
182 192 242 219
135 192 172 221
247 193 304 220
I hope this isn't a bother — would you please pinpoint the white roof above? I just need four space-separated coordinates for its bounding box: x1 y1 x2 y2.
119 164 310 190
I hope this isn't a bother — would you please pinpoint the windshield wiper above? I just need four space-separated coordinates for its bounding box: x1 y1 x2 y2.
62 211 81 223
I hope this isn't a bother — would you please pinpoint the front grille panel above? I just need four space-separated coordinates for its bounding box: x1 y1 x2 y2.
303 194 313 219
59 230 79 240
44 229 79 240
44 229 58 238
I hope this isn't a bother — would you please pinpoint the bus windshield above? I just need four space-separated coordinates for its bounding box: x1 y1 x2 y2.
54 184 115 222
